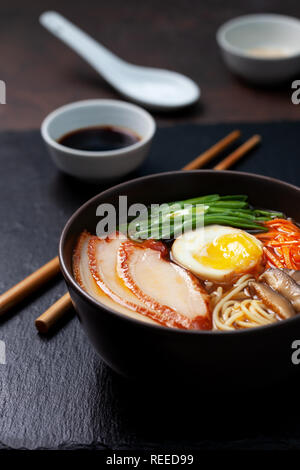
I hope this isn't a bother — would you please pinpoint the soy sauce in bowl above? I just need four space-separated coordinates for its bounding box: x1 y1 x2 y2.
58 125 141 152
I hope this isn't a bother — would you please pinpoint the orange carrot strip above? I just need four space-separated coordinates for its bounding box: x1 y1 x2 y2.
270 243 299 249
263 247 284 268
255 231 280 240
282 246 293 269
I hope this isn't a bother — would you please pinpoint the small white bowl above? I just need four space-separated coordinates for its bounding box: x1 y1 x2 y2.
41 99 156 181
217 14 300 84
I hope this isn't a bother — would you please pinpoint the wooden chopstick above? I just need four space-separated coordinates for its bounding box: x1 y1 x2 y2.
213 135 261 170
0 256 60 315
35 293 72 333
182 130 240 170
0 129 262 334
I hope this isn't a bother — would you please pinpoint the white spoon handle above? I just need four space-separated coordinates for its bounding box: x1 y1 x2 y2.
39 10 200 110
40 11 124 81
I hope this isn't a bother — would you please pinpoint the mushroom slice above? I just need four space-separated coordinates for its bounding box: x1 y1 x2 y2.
260 268 300 312
283 269 300 285
72 231 158 325
249 281 295 320
117 240 211 330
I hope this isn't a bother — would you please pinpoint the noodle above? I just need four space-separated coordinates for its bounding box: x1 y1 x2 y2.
212 274 278 331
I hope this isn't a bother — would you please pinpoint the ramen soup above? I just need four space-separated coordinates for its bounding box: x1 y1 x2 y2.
72 194 300 331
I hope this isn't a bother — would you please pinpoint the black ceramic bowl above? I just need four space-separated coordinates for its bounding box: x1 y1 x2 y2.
59 170 300 388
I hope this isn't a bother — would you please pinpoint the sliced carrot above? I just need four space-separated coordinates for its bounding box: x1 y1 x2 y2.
255 231 280 240
256 219 300 270
263 247 284 268
282 245 293 269
270 241 299 247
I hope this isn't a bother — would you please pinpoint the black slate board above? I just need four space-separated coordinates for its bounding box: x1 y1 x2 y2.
0 122 300 451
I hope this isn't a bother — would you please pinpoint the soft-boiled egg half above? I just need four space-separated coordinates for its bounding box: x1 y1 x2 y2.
171 225 263 282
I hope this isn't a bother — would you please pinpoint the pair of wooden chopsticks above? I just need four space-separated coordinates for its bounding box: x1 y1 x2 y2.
0 130 261 333
182 130 260 171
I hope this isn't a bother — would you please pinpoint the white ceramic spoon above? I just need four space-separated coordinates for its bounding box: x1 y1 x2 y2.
40 11 200 111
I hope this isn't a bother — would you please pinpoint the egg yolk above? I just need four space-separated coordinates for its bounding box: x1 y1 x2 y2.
194 232 262 271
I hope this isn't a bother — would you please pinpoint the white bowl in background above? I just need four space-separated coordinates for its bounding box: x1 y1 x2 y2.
41 99 156 181
217 14 300 84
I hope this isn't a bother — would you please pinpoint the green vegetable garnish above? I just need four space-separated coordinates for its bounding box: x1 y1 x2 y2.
121 194 283 240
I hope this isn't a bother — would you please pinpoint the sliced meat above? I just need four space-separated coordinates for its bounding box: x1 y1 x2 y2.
73 231 99 294
249 281 295 320
260 268 300 312
88 233 176 326
283 269 300 285
72 231 158 325
117 240 211 330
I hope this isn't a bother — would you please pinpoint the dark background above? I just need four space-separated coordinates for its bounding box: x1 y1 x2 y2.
0 0 300 129
1 0 300 453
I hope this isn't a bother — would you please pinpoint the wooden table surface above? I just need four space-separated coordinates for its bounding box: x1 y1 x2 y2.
0 0 300 130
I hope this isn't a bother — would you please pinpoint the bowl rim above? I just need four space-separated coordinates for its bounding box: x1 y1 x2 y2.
216 13 300 61
40 99 156 158
59 169 300 337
